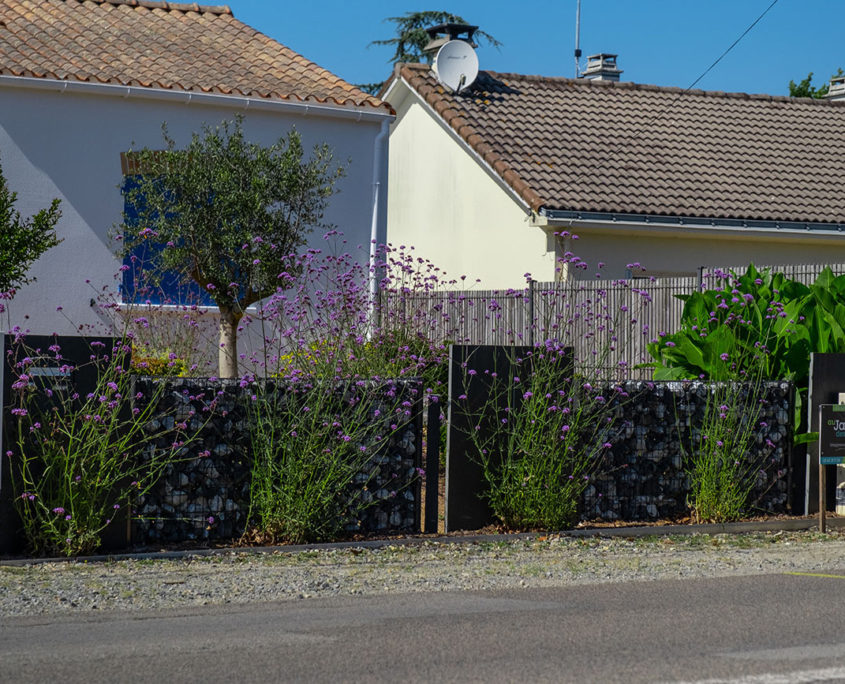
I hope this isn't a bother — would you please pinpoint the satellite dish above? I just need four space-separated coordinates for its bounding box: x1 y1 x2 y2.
433 40 479 93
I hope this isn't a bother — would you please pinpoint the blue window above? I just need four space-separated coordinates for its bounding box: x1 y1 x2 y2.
121 175 215 306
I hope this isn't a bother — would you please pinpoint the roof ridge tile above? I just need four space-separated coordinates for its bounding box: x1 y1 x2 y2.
89 0 231 15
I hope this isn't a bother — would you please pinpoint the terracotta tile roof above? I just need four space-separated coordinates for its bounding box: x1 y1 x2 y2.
0 0 390 111
396 63 845 224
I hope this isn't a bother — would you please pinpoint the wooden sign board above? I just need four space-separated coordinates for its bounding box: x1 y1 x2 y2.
819 404 845 465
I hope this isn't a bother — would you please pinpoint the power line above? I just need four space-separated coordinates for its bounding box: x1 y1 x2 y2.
569 0 781 192
685 0 780 92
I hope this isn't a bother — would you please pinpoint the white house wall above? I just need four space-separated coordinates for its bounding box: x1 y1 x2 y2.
0 84 388 335
387 92 555 289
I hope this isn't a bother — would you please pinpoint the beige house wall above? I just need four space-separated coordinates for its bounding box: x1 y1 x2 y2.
387 90 556 289
562 223 845 280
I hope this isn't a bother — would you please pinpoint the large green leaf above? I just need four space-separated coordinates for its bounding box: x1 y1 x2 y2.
653 365 694 380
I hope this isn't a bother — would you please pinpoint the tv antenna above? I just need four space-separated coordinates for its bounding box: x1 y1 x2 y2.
574 0 582 77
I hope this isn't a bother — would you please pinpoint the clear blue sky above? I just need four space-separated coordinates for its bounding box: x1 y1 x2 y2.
224 0 841 96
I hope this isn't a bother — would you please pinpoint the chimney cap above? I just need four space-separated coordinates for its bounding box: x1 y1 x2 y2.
423 23 478 53
581 53 623 82
827 74 845 101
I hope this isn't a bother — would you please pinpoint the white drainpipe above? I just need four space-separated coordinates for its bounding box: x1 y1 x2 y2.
368 119 390 333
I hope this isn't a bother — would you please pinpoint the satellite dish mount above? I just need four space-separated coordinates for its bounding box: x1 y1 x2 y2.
432 39 479 94
424 22 480 94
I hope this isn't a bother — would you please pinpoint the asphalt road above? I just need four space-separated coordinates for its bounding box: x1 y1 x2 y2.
4 573 845 683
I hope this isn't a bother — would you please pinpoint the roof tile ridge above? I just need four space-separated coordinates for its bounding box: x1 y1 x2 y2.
400 62 431 72
86 0 232 15
472 70 845 106
570 76 845 105
481 70 579 84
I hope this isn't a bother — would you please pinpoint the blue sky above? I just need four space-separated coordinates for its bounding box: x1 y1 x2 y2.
225 1 842 96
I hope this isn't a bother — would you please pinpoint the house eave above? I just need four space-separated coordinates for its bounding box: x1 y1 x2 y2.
539 209 845 236
0 75 395 123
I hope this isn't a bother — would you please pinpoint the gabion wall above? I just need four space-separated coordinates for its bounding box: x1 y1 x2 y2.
130 378 423 546
582 381 793 521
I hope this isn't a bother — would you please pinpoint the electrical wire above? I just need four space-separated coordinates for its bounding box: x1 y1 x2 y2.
685 0 780 92
573 0 781 185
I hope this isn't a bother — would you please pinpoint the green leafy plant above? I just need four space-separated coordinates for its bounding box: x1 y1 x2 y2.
640 264 845 519
453 345 619 530
119 116 344 378
245 379 419 544
130 353 188 377
0 160 62 294
6 337 212 556
369 11 501 65
683 380 774 522
788 68 843 98
644 264 845 432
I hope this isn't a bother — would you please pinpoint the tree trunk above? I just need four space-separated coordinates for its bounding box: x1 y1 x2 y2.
218 308 241 379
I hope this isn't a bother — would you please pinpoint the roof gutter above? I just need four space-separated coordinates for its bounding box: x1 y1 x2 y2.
368 118 390 333
539 208 845 236
0 75 394 124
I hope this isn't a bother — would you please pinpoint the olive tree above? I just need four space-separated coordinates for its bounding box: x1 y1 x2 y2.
120 116 343 377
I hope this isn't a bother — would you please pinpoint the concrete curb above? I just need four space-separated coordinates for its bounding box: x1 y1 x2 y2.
3 516 844 567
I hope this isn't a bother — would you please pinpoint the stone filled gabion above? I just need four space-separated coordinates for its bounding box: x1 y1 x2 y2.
130 378 422 546
581 380 792 521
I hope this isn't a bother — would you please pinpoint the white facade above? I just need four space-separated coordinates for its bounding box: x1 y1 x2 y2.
385 78 845 286
385 82 556 290
0 78 391 335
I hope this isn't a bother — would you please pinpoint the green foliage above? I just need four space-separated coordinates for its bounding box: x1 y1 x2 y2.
6 339 207 556
788 68 843 98
0 161 62 293
683 382 772 522
119 116 344 376
643 264 845 518
454 347 617 530
644 265 845 389
276 330 448 390
130 352 189 377
245 380 418 544
369 11 502 65
355 82 386 96
121 116 342 312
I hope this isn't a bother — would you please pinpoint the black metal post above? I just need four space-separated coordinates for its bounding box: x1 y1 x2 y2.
425 400 441 534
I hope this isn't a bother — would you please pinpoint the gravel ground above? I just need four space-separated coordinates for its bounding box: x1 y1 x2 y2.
4 530 845 617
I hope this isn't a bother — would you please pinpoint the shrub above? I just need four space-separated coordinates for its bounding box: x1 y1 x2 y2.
245 378 420 544
641 264 822 519
5 334 213 556
452 344 622 530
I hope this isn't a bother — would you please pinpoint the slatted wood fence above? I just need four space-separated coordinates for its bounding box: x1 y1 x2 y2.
379 262 845 380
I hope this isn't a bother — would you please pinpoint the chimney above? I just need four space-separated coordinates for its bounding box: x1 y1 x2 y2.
826 75 845 101
422 23 478 58
581 53 622 82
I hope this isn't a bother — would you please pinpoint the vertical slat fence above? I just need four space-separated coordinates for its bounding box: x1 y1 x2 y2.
379 262 845 380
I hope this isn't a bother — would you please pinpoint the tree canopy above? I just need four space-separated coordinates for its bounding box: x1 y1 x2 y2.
788 68 843 98
358 11 501 94
369 11 501 65
120 116 344 377
0 161 61 294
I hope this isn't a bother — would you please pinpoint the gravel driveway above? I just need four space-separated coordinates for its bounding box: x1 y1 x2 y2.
3 530 845 617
